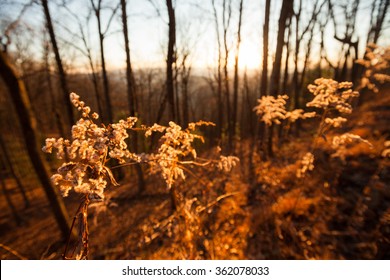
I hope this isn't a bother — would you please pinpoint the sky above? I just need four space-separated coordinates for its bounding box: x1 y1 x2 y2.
1 0 389 73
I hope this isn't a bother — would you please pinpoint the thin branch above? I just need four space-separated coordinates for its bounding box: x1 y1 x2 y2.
0 243 27 260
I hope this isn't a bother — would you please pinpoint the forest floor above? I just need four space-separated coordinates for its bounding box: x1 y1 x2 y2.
1 89 389 260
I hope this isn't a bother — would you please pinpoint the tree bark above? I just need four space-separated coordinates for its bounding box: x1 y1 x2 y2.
166 0 176 122
0 175 22 225
180 54 191 126
120 0 145 193
222 0 233 151
267 0 294 157
0 51 72 240
91 0 113 123
232 0 244 148
269 0 294 97
367 0 389 44
43 37 67 139
0 134 30 209
41 0 74 130
211 0 223 139
260 0 271 98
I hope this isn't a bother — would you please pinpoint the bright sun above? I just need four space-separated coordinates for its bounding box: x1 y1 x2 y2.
236 41 261 70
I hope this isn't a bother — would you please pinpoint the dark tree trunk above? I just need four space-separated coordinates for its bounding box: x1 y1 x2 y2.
0 134 30 209
367 0 390 44
0 175 22 225
223 0 233 151
211 0 223 140
120 0 145 193
0 51 72 240
166 0 176 122
43 38 67 139
91 0 113 123
181 55 191 126
257 0 271 157
267 0 294 157
269 0 294 97
232 0 244 149
260 0 271 98
41 0 74 130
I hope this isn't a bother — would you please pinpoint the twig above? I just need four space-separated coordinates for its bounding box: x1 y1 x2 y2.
0 243 27 260
196 191 241 213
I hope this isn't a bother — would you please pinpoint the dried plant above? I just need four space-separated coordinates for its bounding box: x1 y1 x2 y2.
253 95 316 126
331 133 373 162
42 92 239 259
382 141 390 158
306 78 359 114
253 95 289 126
296 152 315 178
356 44 390 93
295 78 368 177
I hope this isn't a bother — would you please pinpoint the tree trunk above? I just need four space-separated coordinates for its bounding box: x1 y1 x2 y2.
0 175 22 225
91 0 113 123
43 38 67 139
269 0 294 97
0 51 72 240
260 0 271 98
0 134 30 209
367 0 389 44
211 0 223 140
41 0 74 130
181 55 191 126
232 0 244 149
257 0 271 157
120 0 145 193
223 0 233 151
267 0 294 157
166 0 176 122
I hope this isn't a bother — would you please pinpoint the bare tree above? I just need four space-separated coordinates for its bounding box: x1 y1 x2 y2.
232 0 244 147
367 0 390 44
166 0 176 122
90 0 120 123
41 0 74 130
257 0 271 155
120 0 145 193
267 0 294 157
269 0 294 97
291 0 325 124
60 5 104 122
260 0 271 98
42 33 67 139
211 0 224 139
0 51 72 240
223 0 233 150
0 171 22 225
328 0 360 81
178 48 192 126
0 134 29 209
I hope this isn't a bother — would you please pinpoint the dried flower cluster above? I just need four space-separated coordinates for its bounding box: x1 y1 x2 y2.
293 78 371 178
331 133 372 161
217 155 240 172
324 117 347 128
382 141 390 158
285 109 316 123
356 44 390 93
306 78 359 114
43 93 238 200
253 95 315 125
145 121 215 188
253 95 288 125
42 93 242 260
42 93 141 199
296 152 315 178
